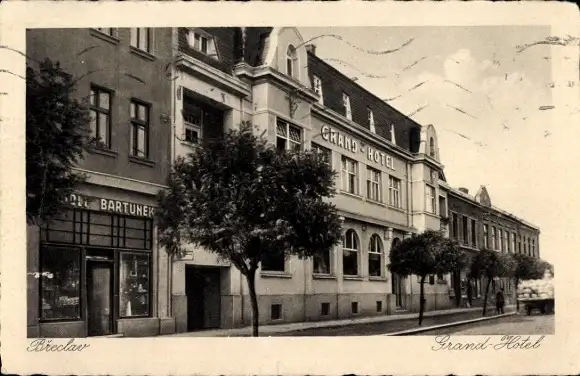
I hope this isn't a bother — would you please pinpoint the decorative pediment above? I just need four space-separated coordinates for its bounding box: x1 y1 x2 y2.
475 185 492 207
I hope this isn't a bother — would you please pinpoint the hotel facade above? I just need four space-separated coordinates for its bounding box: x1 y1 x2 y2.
26 27 541 337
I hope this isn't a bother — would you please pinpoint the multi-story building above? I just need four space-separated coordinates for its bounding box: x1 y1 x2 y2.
443 185 541 304
26 28 175 338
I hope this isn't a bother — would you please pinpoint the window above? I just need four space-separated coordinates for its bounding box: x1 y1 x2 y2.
119 253 150 317
438 196 447 217
341 156 358 195
286 45 298 79
390 124 397 145
270 304 282 320
376 301 383 312
89 86 112 148
130 28 152 54
531 239 536 257
492 226 497 250
368 108 376 133
518 235 522 253
511 233 516 253
462 217 469 245
93 28 115 37
312 75 323 104
183 103 205 145
366 167 382 202
40 246 81 320
483 224 489 248
503 231 509 253
451 212 459 239
429 137 436 158
186 30 218 58
184 124 201 144
130 100 150 158
498 229 503 252
351 302 359 314
388 176 401 208
429 275 435 285
342 92 352 120
311 142 331 165
313 250 331 275
368 234 382 277
426 185 436 214
261 252 285 272
321 302 330 316
276 119 301 152
471 219 477 247
342 229 359 276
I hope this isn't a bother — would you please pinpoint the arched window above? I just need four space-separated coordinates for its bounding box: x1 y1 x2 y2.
429 137 436 158
286 45 298 79
342 229 359 276
368 234 383 277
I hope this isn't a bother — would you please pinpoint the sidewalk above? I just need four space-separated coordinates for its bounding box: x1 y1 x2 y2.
162 305 516 337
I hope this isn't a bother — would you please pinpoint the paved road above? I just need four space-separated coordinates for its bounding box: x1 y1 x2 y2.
417 313 554 336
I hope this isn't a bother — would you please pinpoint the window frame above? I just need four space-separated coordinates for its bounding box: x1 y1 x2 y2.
286 44 298 79
368 233 383 278
312 75 323 104
366 167 382 203
425 184 436 214
261 251 286 273
276 118 302 152
368 107 376 133
483 224 489 248
342 92 352 120
342 229 359 276
89 85 113 149
388 176 401 208
118 251 152 319
492 226 497 250
470 218 477 247
93 28 116 38
130 28 153 54
341 156 359 195
129 99 151 159
462 216 469 246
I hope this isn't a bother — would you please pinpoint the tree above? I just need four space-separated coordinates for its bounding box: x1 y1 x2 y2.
388 230 466 325
512 253 543 311
26 58 91 224
156 123 343 337
469 249 516 316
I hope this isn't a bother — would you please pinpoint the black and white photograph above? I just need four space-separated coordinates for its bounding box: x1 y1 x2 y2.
1 2 578 376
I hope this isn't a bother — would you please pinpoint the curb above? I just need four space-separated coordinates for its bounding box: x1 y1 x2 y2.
380 311 517 336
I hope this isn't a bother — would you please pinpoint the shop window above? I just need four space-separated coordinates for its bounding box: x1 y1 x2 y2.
341 156 358 195
119 253 150 317
388 176 401 208
376 301 383 312
40 246 81 320
342 229 359 276
270 303 282 320
276 119 302 152
130 28 152 54
321 302 330 316
261 252 285 272
351 302 359 314
368 234 382 277
313 250 331 275
366 167 382 202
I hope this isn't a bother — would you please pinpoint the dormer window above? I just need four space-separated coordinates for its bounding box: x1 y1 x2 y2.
286 45 298 79
368 108 375 133
187 29 219 59
312 75 323 104
343 93 352 120
390 124 397 145
429 137 436 158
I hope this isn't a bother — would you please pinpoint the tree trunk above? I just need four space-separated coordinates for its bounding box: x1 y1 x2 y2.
419 275 426 326
482 277 492 316
245 269 260 337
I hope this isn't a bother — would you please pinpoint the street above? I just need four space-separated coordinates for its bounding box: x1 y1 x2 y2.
417 313 554 336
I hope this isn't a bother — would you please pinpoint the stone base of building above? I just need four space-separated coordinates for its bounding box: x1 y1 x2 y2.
27 316 176 338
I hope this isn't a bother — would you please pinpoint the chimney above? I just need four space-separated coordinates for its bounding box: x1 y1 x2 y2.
306 44 316 55
458 188 469 194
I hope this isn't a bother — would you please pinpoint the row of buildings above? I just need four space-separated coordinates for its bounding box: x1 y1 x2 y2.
26 27 540 338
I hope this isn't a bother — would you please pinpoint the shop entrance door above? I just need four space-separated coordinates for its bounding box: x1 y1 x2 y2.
186 266 221 331
87 261 113 336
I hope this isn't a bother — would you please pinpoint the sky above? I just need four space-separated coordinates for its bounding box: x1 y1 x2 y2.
300 26 580 264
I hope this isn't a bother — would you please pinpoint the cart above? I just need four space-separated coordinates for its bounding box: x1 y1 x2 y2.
518 298 554 315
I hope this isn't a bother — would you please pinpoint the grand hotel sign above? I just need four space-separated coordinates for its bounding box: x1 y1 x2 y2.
320 125 396 170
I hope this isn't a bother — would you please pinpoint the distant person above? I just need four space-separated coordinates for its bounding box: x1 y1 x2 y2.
495 288 505 314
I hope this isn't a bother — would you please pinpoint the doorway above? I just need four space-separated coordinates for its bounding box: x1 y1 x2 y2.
87 261 113 336
185 266 222 331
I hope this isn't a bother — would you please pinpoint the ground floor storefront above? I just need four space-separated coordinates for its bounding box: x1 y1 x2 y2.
26 185 175 338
